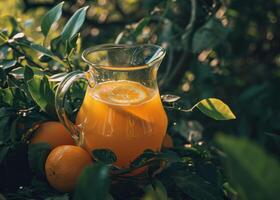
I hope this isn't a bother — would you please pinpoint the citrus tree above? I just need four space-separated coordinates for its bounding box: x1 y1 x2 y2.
0 1 280 200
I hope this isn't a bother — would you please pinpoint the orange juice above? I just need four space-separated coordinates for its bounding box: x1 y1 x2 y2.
76 80 168 168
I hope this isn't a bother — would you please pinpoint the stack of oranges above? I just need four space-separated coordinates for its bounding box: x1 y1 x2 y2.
30 121 92 192
30 121 173 192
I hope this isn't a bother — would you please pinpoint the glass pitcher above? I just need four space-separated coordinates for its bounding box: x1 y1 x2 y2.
55 44 167 168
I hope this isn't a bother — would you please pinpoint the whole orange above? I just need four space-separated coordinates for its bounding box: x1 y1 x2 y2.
45 145 92 192
162 134 174 148
30 121 74 149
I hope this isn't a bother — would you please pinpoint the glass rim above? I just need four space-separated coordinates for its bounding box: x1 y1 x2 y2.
81 43 166 71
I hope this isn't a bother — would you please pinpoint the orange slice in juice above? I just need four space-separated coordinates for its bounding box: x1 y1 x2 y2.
92 81 156 122
96 81 148 105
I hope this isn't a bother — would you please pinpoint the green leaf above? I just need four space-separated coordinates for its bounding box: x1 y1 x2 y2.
74 163 110 200
216 135 280 200
61 6 89 42
28 143 51 177
92 149 117 164
41 1 64 37
192 17 229 53
194 98 236 120
24 66 55 114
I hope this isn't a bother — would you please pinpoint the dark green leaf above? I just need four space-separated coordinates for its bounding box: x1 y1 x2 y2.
50 36 63 54
130 149 156 167
175 174 223 200
74 163 110 200
0 87 14 106
143 180 168 200
29 43 54 57
216 135 280 200
158 149 180 163
28 143 51 177
92 149 117 164
66 33 80 54
45 194 70 200
10 118 19 142
0 115 13 142
41 1 64 37
24 66 55 114
61 6 89 42
17 40 54 58
0 59 17 71
223 182 238 200
196 161 222 187
0 68 6 85
192 17 229 53
39 55 52 63
0 145 9 163
195 98 236 120
265 132 280 145
9 67 24 79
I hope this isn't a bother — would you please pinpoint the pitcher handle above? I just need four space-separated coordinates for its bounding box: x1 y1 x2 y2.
55 71 92 145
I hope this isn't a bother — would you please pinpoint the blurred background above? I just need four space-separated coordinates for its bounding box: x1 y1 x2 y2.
0 0 279 157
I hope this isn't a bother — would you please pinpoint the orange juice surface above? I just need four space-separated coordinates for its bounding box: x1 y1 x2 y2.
76 80 168 168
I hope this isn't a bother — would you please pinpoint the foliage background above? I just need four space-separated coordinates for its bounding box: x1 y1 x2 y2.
0 0 280 199
5 0 278 150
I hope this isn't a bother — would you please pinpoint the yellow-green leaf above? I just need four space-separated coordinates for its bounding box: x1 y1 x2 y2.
195 98 236 120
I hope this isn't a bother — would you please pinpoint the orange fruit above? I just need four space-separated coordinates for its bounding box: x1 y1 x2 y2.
162 134 174 148
45 145 92 192
30 121 75 149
